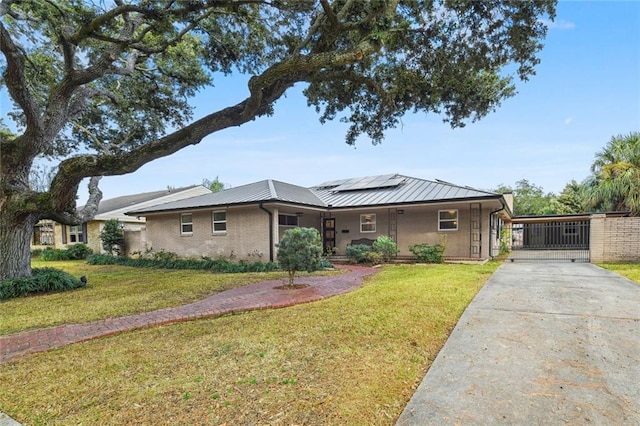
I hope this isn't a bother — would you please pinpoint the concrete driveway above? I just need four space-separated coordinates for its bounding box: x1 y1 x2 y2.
397 263 640 425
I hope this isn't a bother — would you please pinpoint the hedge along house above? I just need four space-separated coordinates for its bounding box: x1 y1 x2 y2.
31 185 212 255
127 174 513 262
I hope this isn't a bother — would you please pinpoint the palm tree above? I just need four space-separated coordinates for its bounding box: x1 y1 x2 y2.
587 132 640 215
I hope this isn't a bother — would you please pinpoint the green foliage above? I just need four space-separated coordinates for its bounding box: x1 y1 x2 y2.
495 179 556 216
87 254 279 273
316 257 334 269
409 243 446 263
276 227 323 285
41 248 69 261
499 229 512 256
0 268 85 300
31 248 44 257
586 132 640 215
346 244 374 264
372 236 399 262
346 237 399 264
549 180 588 214
202 177 227 193
41 244 93 261
100 219 126 255
66 243 93 260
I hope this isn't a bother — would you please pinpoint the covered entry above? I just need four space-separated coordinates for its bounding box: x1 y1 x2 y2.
507 214 591 262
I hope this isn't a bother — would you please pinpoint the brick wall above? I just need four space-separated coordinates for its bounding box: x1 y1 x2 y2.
145 206 271 261
590 215 640 262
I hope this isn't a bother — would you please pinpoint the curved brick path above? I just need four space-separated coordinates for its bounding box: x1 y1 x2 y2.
0 265 377 364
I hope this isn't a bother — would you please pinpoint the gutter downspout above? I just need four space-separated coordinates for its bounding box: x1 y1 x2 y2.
259 203 274 262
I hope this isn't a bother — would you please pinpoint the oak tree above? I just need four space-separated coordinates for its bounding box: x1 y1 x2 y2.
0 0 556 279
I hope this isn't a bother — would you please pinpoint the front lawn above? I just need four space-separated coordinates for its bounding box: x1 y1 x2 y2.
1 259 336 335
599 263 640 284
0 262 499 424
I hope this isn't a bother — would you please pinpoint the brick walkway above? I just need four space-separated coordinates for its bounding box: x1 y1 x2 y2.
0 265 377 364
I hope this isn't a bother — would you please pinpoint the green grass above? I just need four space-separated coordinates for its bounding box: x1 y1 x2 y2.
598 263 640 284
0 262 499 425
1 260 337 335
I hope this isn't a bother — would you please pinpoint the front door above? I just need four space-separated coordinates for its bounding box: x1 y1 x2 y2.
323 218 336 254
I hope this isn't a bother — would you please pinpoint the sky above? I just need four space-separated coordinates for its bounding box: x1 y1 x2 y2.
5 2 640 204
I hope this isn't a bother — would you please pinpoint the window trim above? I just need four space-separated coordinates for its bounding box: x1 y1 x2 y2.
180 213 193 235
438 209 459 231
69 224 84 243
212 210 227 234
360 213 376 233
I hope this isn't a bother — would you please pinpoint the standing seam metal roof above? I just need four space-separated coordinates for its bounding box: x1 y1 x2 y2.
127 174 502 215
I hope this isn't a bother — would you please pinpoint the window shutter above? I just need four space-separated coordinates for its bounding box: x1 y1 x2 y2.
82 223 88 243
61 224 67 244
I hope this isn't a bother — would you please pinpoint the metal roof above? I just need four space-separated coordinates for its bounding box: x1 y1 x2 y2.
79 186 203 215
128 180 326 214
311 174 500 207
127 174 503 215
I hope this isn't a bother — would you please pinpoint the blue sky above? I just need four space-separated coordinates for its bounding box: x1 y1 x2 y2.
13 2 640 203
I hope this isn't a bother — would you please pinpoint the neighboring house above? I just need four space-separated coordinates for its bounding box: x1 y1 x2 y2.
127 174 513 262
31 186 212 255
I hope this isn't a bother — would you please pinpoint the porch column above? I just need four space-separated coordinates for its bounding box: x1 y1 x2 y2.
272 207 279 260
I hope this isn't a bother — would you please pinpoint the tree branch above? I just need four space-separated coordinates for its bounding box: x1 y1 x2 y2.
0 22 42 136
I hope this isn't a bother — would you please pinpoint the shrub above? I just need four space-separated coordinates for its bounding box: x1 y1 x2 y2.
276 227 323 286
0 268 86 300
40 244 92 261
316 257 334 269
364 250 384 265
86 253 279 273
40 247 70 261
30 248 44 258
499 229 512 255
409 243 445 263
100 219 125 255
151 249 179 262
66 243 93 260
345 244 372 263
372 236 399 262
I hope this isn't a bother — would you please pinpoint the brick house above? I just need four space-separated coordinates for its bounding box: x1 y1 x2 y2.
31 185 212 255
127 174 513 262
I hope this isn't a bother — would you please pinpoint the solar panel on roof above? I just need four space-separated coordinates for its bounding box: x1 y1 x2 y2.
333 174 405 192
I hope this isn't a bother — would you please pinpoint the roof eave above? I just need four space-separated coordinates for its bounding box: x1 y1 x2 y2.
126 198 327 216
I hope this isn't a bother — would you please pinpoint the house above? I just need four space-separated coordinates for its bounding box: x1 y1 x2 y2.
31 185 212 255
127 174 513 262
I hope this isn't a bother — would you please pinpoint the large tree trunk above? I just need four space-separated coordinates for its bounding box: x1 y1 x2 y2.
0 212 38 280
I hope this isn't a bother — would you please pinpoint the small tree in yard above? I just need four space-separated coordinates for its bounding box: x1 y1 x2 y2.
277 227 322 287
100 220 125 256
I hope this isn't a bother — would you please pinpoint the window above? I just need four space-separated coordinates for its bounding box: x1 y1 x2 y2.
69 225 84 243
278 214 298 227
212 211 227 233
181 213 193 235
360 214 376 233
439 210 458 231
33 222 54 245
